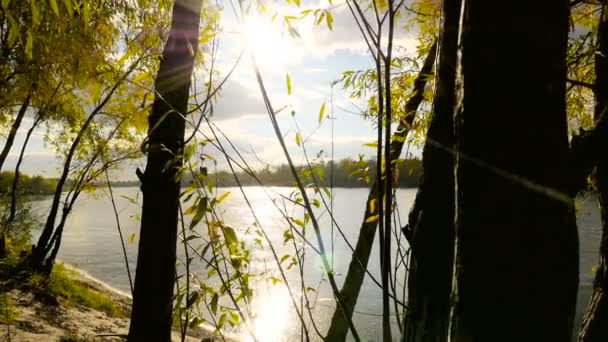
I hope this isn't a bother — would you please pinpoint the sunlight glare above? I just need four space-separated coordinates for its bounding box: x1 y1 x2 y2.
239 15 294 68
244 284 291 341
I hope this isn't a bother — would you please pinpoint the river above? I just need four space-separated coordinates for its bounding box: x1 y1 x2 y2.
33 187 602 341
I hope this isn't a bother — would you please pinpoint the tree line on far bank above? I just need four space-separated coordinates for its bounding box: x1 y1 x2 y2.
0 172 57 196
185 158 422 188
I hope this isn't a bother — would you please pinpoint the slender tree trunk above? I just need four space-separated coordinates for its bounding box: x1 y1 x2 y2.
451 1 578 341
0 112 42 258
30 112 97 271
325 41 436 341
578 3 608 341
6 113 42 229
0 93 31 173
401 1 459 341
128 1 202 341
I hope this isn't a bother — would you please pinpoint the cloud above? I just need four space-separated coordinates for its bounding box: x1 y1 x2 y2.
208 79 268 119
297 1 419 59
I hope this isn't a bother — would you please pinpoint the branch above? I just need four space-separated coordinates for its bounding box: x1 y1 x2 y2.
567 78 595 90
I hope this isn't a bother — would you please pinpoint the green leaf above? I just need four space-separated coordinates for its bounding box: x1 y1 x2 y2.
285 73 292 95
1 0 10 10
190 197 208 229
30 1 39 26
369 198 376 214
62 0 72 16
222 226 238 246
83 0 90 28
50 0 59 17
318 102 326 124
291 218 304 228
218 313 227 329
364 215 379 223
280 254 290 264
25 32 33 59
229 311 241 323
363 141 378 148
7 19 18 47
210 293 218 315
128 233 136 244
187 291 199 308
295 133 301 146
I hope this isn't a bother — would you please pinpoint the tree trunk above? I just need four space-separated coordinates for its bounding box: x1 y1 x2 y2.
6 113 42 230
0 93 31 173
325 41 437 341
128 1 202 341
450 1 578 341
0 111 42 258
578 3 608 341
401 1 459 341
30 111 98 271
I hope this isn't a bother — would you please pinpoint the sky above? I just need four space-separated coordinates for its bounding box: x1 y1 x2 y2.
2 0 423 179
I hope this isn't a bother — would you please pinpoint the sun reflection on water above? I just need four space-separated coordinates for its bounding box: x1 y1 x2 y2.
243 284 292 341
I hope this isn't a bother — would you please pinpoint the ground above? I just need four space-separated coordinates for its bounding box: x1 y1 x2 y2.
0 264 227 342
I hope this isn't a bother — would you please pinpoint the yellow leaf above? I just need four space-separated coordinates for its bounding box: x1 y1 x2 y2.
365 215 379 223
132 72 148 84
369 198 376 214
285 73 292 95
295 132 301 146
318 102 326 124
217 191 231 203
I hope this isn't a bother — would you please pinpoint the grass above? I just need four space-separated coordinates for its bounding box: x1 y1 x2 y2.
27 263 125 318
0 292 18 323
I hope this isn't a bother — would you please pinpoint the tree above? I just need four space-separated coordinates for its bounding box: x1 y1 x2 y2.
402 0 459 340
579 1 608 340
450 0 578 340
326 39 437 342
128 0 204 340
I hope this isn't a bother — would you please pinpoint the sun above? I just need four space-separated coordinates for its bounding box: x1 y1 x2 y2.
239 14 295 68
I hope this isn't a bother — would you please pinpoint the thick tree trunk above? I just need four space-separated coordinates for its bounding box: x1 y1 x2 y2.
0 93 31 173
325 41 437 341
401 1 459 341
128 1 202 341
451 1 578 341
578 3 608 341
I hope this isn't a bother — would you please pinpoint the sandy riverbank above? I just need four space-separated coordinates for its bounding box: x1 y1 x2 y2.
0 263 232 342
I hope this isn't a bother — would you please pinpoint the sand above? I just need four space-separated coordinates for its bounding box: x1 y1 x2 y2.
0 264 227 342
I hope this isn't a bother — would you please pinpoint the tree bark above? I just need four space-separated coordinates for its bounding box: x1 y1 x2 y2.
325 41 436 341
578 3 608 341
401 1 459 341
0 93 31 173
128 1 202 341
451 1 578 341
